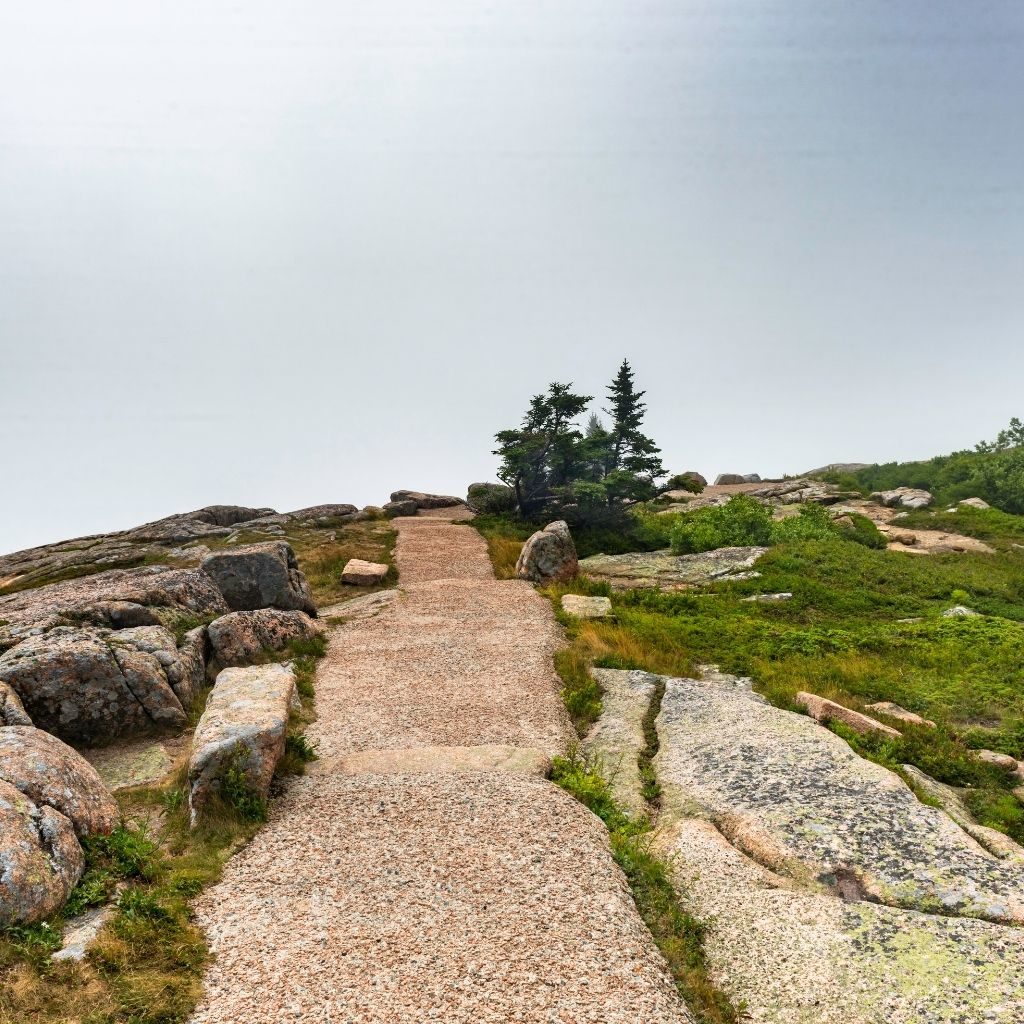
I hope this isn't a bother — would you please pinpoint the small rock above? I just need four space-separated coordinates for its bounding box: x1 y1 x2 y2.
207 609 326 667
865 701 936 728
188 663 296 824
515 522 578 584
0 726 119 837
740 592 793 603
341 559 390 586
201 541 315 616
795 691 902 738
52 904 115 962
0 682 32 726
560 595 613 619
958 497 991 510
976 749 1019 773
943 605 980 618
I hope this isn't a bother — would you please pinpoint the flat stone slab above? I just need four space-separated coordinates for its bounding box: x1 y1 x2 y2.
340 558 390 586
319 589 399 621
584 669 655 817
188 663 296 824
52 904 115 962
796 691 902 738
654 675 1024 924
82 736 181 792
560 594 613 618
579 546 768 590
334 744 550 777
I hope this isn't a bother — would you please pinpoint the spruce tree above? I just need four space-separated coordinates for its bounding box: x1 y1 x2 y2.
604 359 666 480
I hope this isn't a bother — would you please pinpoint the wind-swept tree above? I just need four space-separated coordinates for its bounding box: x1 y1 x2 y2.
604 359 666 481
493 382 591 516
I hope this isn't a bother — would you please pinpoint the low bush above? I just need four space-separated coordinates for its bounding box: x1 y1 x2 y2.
670 495 773 554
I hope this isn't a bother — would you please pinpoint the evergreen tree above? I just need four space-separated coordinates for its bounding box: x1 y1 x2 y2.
603 359 666 482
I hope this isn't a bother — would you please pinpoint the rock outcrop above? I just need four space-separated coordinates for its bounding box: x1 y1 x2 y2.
579 546 768 590
515 521 578 583
871 487 934 510
207 609 325 668
0 623 202 744
201 542 316 616
714 473 747 485
466 482 516 513
188 663 296 824
0 727 119 837
382 499 418 518
389 489 466 510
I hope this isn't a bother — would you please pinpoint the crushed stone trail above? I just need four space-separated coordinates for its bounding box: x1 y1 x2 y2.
191 516 691 1023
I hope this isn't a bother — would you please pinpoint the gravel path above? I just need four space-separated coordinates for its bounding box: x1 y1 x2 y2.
192 514 690 1023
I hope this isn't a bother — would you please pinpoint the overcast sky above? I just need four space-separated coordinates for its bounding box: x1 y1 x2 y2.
2 2 1022 553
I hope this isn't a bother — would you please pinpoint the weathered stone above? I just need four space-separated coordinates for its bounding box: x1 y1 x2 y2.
83 737 176 792
52 904 115 962
742 473 761 483
870 487 934 510
173 625 207 709
958 497 991 510
714 473 747 485
579 546 768 591
466 482 516 513
865 701 935 728
740 592 793 603
585 669 656 817
654 674 1024 923
515 521 578 584
560 594 613 619
389 490 466 510
188 663 296 823
319 589 399 622
0 779 84 926
795 691 902 738
943 605 981 618
201 542 315 616
0 682 31 726
0 625 190 744
976 749 1019 772
341 559 390 586
207 609 325 667
0 727 119 837
284 504 358 524
382 499 417 519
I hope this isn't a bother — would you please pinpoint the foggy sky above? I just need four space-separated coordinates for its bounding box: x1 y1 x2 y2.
2 2 1023 553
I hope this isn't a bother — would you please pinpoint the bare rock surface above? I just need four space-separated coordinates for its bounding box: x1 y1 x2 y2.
515 520 578 583
207 609 324 668
871 486 934 510
0 778 84 926
191 509 689 1023
319 589 399 622
0 726 118 837
584 668 655 817
83 736 181 792
579 545 768 590
0 624 197 744
866 701 936 728
201 541 315 616
382 498 418 517
188 663 296 823
0 683 31 726
654 675 1024 924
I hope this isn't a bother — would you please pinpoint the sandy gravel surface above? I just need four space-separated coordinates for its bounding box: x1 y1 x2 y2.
191 513 690 1023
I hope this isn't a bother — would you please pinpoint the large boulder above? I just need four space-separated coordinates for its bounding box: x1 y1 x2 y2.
0 625 194 744
284 504 358 525
714 473 747 485
207 609 325 668
201 542 315 616
188 663 296 824
382 499 418 518
389 490 466 510
466 482 516 513
0 727 119 837
515 521 578 584
870 487 934 510
0 779 84 926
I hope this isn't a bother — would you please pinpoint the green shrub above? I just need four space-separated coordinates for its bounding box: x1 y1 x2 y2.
670 495 773 554
662 473 705 494
840 512 888 549
770 503 838 544
467 482 517 514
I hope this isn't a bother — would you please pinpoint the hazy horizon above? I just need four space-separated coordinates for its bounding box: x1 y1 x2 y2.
3 2 1023 553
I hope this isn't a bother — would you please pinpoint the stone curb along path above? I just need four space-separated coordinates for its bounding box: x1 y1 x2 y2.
191 515 693 1023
